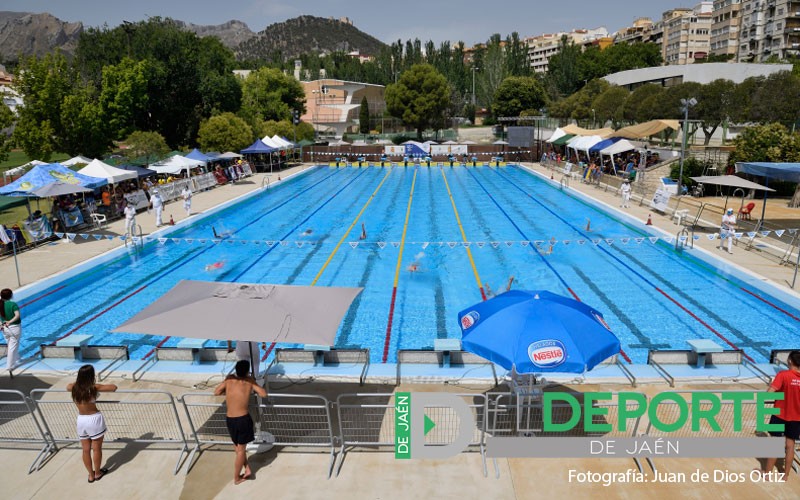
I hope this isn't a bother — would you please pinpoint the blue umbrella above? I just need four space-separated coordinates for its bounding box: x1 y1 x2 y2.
458 290 620 374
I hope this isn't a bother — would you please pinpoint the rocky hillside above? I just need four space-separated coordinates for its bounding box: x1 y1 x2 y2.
0 11 82 62
236 15 387 61
0 12 386 64
177 19 256 49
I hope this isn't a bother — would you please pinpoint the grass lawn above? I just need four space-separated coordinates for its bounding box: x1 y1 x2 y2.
0 198 53 227
1 150 69 171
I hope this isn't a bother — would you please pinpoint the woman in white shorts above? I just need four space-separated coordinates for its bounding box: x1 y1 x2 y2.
67 364 117 483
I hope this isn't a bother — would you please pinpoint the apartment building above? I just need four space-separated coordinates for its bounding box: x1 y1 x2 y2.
526 27 609 73
738 0 800 61
662 3 713 65
614 18 656 44
710 0 742 58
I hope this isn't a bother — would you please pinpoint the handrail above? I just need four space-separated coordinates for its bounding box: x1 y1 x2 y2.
560 175 569 190
261 175 271 189
732 188 746 212
675 227 691 251
124 224 144 252
648 358 675 387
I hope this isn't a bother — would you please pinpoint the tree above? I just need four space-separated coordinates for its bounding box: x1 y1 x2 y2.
728 123 800 207
197 112 253 152
385 64 451 139
592 86 629 128
124 130 169 165
492 77 547 121
696 79 736 145
546 35 582 98
359 96 370 134
239 67 305 133
60 85 110 158
99 57 150 140
622 84 663 123
12 52 75 160
749 72 800 127
0 103 14 162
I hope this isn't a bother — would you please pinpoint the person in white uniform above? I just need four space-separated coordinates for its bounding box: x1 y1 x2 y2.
123 202 137 236
150 188 164 226
719 207 737 253
620 179 632 208
182 185 192 216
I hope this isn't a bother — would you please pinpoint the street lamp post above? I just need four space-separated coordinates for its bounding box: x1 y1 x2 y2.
677 97 697 199
591 108 596 128
471 67 479 106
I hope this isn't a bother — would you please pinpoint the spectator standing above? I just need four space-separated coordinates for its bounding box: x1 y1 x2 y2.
757 350 800 481
214 360 267 485
0 288 21 371
67 365 117 483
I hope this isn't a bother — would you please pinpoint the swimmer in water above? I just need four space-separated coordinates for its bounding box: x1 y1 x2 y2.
485 275 514 298
212 226 233 238
205 261 225 272
407 251 425 272
301 228 313 237
359 222 366 240
585 218 591 232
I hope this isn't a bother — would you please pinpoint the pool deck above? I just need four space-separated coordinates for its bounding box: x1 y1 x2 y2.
3 162 800 498
2 375 800 500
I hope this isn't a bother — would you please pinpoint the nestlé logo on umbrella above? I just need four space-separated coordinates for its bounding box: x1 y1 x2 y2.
528 340 567 368
460 311 480 330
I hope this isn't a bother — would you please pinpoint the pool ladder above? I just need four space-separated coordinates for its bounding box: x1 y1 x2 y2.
675 227 693 251
125 224 144 252
261 175 271 189
559 175 569 190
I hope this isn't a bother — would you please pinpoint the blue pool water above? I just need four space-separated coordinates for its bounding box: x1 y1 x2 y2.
16 165 800 364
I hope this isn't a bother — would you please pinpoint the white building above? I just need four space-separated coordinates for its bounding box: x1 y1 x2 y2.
526 27 609 73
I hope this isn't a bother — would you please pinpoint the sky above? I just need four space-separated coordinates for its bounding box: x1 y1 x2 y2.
4 0 674 46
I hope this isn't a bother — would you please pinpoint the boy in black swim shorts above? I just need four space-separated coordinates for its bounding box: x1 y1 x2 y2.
215 360 267 484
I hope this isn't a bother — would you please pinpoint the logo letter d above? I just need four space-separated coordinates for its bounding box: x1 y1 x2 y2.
410 393 474 459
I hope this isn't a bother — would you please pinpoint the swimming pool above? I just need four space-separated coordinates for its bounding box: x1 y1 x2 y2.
15 165 800 364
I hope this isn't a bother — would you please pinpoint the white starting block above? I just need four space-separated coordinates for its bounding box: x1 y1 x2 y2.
687 339 724 368
434 338 462 368
176 338 209 364
303 344 331 366
54 335 93 361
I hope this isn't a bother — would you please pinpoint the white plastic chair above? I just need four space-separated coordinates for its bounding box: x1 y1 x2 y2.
90 212 107 230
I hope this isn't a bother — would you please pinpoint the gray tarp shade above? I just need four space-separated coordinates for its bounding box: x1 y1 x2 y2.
689 175 775 192
112 281 363 346
32 182 93 198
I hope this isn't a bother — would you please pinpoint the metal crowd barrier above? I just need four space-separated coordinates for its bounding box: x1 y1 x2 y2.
486 392 645 472
0 390 55 473
640 390 795 473
335 393 488 477
181 392 337 477
29 389 189 474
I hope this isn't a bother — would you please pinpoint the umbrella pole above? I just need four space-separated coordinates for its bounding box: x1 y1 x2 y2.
11 233 21 287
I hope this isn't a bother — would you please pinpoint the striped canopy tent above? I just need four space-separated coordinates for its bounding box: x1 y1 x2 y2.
546 128 567 143
550 134 575 147
589 137 621 154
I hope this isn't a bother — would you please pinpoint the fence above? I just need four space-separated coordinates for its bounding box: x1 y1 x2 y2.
487 392 645 472
29 389 189 474
639 390 793 473
336 393 488 477
181 392 337 477
0 390 55 473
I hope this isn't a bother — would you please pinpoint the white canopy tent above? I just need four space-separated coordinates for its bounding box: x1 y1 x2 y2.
546 128 567 143
61 155 93 167
216 152 243 160
150 155 206 175
271 135 294 148
599 139 638 176
261 136 284 149
569 135 603 161
77 159 137 184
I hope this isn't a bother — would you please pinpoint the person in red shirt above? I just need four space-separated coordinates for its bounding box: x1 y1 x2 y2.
760 350 800 480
